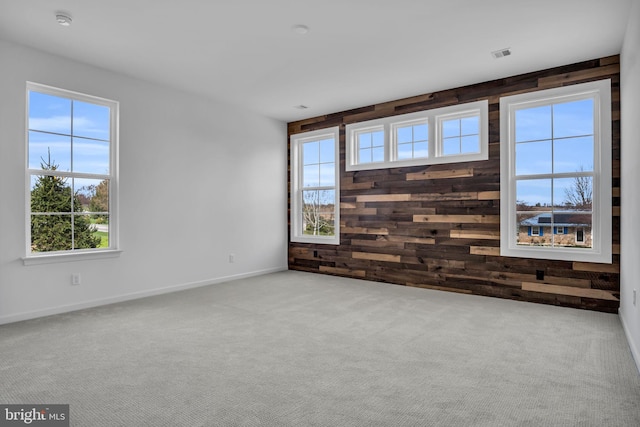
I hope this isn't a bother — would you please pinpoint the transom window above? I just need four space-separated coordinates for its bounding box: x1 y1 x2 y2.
25 82 118 261
394 120 429 160
346 100 488 171
290 127 340 245
500 79 611 263
356 127 384 164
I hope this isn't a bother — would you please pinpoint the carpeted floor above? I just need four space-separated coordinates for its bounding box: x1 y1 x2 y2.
1 270 639 426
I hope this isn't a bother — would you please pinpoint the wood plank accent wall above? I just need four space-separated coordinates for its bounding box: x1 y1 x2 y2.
288 56 621 313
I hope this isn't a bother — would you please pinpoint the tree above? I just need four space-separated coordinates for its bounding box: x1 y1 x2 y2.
30 153 100 252
88 179 109 223
563 167 592 210
302 190 335 236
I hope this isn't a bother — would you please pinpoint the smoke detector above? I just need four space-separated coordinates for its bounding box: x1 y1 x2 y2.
55 12 73 27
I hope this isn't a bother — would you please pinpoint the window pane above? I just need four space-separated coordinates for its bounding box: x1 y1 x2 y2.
30 174 72 213
461 116 479 135
372 130 384 147
515 105 552 142
515 140 552 176
91 214 110 248
397 126 412 144
414 141 428 158
301 190 335 237
397 143 412 160
442 119 459 138
443 137 460 155
75 178 109 214
358 133 372 149
73 101 110 141
303 164 319 187
516 179 551 208
28 92 71 135
553 99 594 139
303 141 319 165
319 139 334 163
319 163 335 187
461 135 479 153
516 211 550 246
554 177 592 210
414 124 428 141
359 148 372 163
372 147 384 162
73 137 110 174
553 137 593 174
28 131 71 172
31 214 72 252
73 213 102 250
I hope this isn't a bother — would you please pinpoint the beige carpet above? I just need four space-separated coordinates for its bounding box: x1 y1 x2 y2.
1 270 639 426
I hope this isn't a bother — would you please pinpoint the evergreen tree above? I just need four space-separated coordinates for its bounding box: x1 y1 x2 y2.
30 153 100 252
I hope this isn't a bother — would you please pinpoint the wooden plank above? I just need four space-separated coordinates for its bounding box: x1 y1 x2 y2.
470 246 500 256
352 252 402 262
410 192 478 202
573 262 620 274
319 266 366 278
522 282 619 301
341 226 389 235
413 214 500 224
341 208 378 215
478 191 500 200
450 230 500 240
387 235 435 245
356 194 411 203
537 64 620 89
406 168 474 181
407 283 474 294
351 239 405 249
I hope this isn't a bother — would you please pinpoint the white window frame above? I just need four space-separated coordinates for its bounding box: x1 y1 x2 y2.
531 226 540 237
500 79 612 263
290 126 340 245
24 82 120 265
346 100 488 171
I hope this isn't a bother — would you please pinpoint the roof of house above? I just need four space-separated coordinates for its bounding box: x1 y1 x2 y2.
519 211 591 227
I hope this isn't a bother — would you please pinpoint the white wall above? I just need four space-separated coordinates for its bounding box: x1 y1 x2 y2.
620 0 640 373
0 40 288 324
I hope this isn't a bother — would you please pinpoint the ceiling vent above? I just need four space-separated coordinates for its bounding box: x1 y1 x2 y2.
491 48 512 59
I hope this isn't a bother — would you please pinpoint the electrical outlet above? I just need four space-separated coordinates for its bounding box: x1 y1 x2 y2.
229 253 235 263
71 273 81 286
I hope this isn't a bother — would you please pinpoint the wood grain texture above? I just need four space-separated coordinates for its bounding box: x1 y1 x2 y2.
288 55 621 313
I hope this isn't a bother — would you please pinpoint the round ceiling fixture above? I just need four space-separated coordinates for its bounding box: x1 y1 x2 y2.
292 25 309 35
55 12 72 27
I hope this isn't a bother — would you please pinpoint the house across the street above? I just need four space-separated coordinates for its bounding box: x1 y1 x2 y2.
518 211 592 247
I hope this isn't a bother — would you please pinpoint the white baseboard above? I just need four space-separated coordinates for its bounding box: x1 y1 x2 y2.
0 266 287 326
619 307 640 374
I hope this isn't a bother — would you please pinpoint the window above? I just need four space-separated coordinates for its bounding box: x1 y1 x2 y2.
346 100 488 171
25 82 119 262
531 226 540 237
290 127 340 245
500 80 611 263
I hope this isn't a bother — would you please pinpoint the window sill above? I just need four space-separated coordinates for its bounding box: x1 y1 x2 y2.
23 249 122 266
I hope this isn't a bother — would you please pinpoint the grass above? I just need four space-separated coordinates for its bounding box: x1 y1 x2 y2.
93 231 109 248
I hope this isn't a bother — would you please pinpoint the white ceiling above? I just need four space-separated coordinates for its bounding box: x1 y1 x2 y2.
0 0 633 122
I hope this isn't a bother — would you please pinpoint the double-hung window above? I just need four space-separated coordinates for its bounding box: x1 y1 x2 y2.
500 80 612 263
290 127 340 245
346 100 488 171
25 82 119 263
